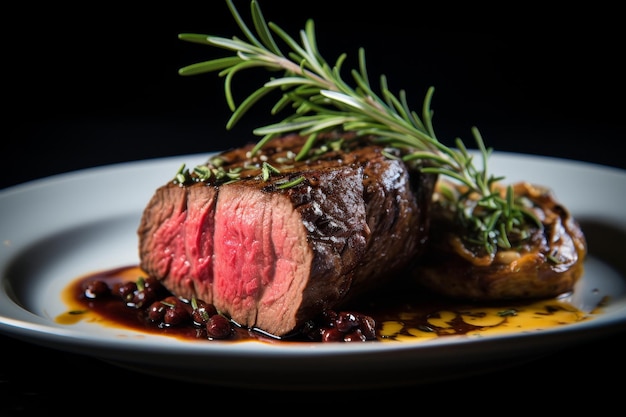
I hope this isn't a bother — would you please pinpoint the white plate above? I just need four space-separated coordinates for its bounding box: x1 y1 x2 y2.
1 152 625 390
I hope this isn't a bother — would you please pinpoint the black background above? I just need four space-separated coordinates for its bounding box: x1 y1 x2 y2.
2 0 625 190
1 1 625 411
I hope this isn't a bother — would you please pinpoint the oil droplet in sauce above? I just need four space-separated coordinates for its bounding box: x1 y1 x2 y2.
57 265 595 343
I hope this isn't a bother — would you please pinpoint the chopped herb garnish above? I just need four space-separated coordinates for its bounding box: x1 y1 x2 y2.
261 161 281 180
69 310 88 315
276 176 305 189
498 309 518 317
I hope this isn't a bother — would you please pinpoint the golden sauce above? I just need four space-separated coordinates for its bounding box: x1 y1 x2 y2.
57 265 594 343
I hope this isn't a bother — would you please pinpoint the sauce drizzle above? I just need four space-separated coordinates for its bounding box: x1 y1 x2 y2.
57 265 593 343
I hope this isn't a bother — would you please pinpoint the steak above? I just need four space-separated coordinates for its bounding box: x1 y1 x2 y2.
137 132 437 337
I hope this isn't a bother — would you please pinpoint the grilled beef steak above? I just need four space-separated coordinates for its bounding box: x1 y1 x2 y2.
137 133 437 337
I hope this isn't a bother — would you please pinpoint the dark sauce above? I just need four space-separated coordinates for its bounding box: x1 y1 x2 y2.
57 265 591 344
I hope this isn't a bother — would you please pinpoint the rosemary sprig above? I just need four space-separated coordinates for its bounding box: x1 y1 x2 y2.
177 0 541 257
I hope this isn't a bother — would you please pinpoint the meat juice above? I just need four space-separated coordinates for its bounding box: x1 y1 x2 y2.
56 265 594 343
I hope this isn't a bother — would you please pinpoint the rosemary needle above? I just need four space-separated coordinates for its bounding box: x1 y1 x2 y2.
176 0 541 257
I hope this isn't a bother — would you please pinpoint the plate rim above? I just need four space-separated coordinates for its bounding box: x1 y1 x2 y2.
1 151 625 387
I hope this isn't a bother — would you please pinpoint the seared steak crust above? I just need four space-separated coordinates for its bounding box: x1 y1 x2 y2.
138 133 436 337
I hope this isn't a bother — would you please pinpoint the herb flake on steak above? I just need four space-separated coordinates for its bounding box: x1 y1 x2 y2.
137 133 436 337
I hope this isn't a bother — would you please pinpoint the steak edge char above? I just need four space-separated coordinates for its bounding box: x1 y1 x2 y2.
138 133 437 337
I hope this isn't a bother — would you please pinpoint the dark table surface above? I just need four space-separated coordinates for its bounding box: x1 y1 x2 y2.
2 1 625 413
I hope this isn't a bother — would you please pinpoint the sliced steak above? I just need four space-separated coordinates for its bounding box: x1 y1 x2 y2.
137 132 436 337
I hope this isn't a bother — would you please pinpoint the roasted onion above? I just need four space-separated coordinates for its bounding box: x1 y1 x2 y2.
413 181 588 300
